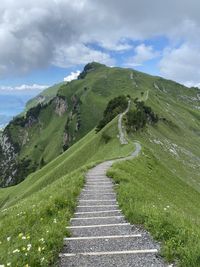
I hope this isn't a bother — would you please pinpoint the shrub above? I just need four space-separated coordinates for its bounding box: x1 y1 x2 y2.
96 95 128 132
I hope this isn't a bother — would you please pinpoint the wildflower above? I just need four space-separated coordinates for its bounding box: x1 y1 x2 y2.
7 237 11 242
53 218 57 223
22 247 26 251
13 249 20 253
42 247 45 251
38 246 41 252
46 230 49 233
22 236 26 240
25 264 29 267
7 263 11 266
18 233 23 238
166 205 170 208
164 208 167 211
39 238 45 243
41 257 45 263
27 244 32 251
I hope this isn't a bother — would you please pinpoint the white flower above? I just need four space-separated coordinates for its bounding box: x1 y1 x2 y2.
7 237 11 242
41 257 45 262
13 249 20 253
164 208 167 211
53 219 57 224
7 263 11 266
27 244 32 251
22 236 26 240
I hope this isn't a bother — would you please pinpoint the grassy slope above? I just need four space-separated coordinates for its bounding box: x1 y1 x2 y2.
2 63 199 186
0 63 199 265
0 118 133 266
25 83 63 111
107 93 200 266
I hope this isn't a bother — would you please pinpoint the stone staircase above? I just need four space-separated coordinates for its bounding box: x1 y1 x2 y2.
59 160 166 267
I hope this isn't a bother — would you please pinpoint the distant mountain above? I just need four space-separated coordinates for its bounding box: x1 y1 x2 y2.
0 62 199 187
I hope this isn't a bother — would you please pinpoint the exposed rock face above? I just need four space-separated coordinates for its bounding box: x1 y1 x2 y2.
54 97 67 116
0 133 18 187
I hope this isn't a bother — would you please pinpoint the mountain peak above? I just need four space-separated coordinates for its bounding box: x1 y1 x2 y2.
78 62 106 79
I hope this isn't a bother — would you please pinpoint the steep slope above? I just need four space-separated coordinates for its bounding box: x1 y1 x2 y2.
0 62 199 187
0 118 134 266
24 82 63 112
0 72 199 266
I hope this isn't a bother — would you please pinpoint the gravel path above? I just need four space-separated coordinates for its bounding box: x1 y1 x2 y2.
59 102 167 266
59 156 167 266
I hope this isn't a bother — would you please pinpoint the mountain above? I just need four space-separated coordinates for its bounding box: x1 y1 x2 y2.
0 62 199 187
0 62 199 266
24 82 63 112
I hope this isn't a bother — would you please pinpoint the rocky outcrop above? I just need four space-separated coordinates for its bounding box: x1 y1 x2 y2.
54 96 67 116
0 133 18 187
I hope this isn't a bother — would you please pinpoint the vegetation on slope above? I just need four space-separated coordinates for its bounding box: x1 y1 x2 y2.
96 95 128 132
0 118 133 266
0 62 199 266
108 108 200 266
126 99 158 132
1 62 199 187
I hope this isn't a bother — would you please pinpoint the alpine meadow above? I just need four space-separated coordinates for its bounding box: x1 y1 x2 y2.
0 62 199 266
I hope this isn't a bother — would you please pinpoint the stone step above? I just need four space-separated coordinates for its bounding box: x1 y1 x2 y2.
80 194 116 200
62 235 158 253
82 189 114 193
74 210 121 218
59 250 164 267
69 224 138 237
70 216 126 226
76 205 119 212
78 200 117 206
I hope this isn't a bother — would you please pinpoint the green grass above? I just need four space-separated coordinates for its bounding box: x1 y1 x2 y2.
0 62 200 266
108 123 200 266
0 118 133 266
2 62 199 186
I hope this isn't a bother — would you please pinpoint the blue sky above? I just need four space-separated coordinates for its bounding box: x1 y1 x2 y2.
1 0 200 93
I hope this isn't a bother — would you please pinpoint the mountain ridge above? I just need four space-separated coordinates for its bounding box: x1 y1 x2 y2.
0 62 199 187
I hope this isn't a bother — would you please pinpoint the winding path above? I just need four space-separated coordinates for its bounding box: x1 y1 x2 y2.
59 103 166 266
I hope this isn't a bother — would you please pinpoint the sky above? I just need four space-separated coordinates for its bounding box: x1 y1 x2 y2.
1 0 200 95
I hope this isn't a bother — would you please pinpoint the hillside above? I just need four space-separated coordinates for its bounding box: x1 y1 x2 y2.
24 82 64 112
0 62 199 188
0 64 199 265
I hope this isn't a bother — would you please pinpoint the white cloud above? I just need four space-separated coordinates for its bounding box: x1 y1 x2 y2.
0 84 49 91
159 43 200 86
1 0 200 86
126 44 159 67
64 71 81 82
53 44 114 68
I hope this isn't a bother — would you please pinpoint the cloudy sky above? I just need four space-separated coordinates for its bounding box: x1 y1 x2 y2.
1 0 200 93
